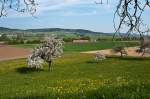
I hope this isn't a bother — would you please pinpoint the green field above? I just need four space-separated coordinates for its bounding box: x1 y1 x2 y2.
1 41 150 99
13 41 139 52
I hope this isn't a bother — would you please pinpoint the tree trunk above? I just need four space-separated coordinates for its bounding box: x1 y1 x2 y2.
48 61 52 71
140 37 145 49
120 52 123 57
140 36 144 46
142 49 145 56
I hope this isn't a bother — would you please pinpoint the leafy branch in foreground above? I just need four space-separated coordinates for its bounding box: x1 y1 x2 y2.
96 0 150 40
113 0 150 40
0 0 37 17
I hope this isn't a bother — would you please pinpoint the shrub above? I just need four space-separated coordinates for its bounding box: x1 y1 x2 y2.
63 38 73 42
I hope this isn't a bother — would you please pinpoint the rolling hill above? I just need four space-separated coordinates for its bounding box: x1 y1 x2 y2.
0 27 113 36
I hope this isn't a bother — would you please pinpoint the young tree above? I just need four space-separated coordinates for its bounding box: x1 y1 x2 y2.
139 40 150 56
95 51 106 61
28 37 63 71
112 45 127 57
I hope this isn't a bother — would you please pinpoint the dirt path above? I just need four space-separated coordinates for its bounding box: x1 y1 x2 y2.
81 47 150 57
0 45 32 61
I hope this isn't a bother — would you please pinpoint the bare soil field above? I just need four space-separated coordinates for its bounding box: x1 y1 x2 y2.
0 45 31 61
81 47 150 57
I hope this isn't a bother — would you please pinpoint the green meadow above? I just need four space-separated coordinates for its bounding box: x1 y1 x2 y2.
13 41 138 52
0 41 150 99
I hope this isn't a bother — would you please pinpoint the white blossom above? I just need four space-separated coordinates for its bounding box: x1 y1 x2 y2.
27 37 63 70
95 52 106 61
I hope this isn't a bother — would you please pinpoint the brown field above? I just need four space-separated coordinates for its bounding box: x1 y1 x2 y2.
0 45 31 61
81 47 150 57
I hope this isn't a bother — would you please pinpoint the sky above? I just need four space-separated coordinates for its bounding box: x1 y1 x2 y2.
0 0 149 33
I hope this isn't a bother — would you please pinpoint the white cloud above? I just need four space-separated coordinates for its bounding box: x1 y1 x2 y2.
64 0 81 3
62 10 97 16
36 0 116 13
6 0 116 18
36 0 94 13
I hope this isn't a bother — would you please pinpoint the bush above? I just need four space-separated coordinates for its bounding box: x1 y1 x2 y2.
7 40 24 44
80 36 91 40
26 40 41 44
96 38 110 41
63 38 73 42
0 34 9 41
7 39 41 45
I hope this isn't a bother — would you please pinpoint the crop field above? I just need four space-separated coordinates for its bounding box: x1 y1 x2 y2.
0 41 149 99
12 41 139 52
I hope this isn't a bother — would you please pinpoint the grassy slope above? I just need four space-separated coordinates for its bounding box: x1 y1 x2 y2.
0 53 150 98
1 41 149 98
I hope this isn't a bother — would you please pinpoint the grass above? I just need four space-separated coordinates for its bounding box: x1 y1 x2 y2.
0 53 150 98
1 41 149 98
12 41 139 52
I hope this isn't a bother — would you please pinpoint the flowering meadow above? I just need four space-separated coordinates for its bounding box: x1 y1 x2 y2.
0 53 149 98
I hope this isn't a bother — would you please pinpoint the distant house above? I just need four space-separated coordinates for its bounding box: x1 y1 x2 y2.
7 34 17 38
73 39 89 43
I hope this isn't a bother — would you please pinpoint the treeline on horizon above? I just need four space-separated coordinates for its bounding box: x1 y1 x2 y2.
0 27 149 45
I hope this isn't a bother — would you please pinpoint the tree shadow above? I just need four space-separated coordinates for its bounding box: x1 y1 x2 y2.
16 67 44 74
120 57 150 61
107 56 150 61
86 60 103 64
86 56 150 64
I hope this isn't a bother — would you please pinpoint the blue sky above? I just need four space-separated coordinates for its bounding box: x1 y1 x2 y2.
0 0 149 33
